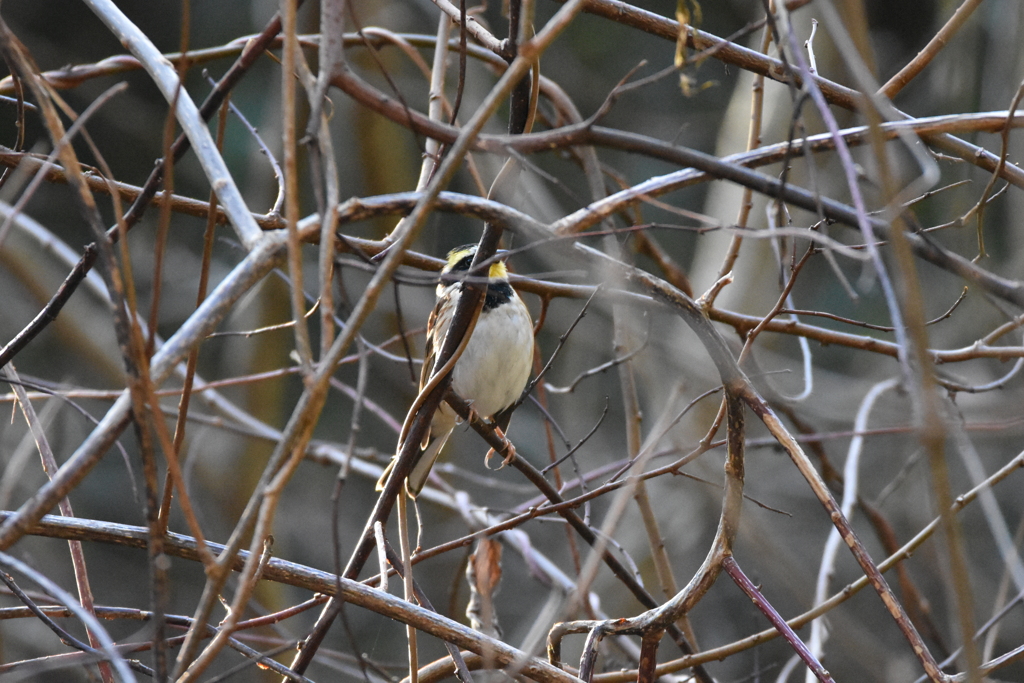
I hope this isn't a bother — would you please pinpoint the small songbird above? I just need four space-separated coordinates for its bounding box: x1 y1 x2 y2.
377 244 535 497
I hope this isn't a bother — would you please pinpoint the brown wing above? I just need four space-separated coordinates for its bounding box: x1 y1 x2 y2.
420 286 457 390
419 302 439 392
417 287 456 449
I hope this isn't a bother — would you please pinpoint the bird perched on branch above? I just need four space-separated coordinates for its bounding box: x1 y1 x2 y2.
377 243 535 497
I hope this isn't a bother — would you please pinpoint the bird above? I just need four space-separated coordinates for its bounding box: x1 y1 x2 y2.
376 243 535 497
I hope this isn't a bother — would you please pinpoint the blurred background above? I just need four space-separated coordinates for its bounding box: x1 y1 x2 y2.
0 0 1023 681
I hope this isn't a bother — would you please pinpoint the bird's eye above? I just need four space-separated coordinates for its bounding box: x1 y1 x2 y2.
449 253 474 273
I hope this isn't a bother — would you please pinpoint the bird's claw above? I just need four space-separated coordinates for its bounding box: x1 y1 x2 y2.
485 425 516 470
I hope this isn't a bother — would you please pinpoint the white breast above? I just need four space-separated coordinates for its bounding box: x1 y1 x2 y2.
449 295 534 418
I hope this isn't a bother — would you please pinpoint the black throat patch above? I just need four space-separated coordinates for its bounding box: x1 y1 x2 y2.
484 281 514 310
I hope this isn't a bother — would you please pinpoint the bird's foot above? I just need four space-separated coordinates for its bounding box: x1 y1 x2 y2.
484 425 516 470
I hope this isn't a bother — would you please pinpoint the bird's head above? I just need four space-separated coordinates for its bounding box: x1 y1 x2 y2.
442 244 509 280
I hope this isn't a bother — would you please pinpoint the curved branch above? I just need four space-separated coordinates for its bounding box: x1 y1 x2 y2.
0 514 580 683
